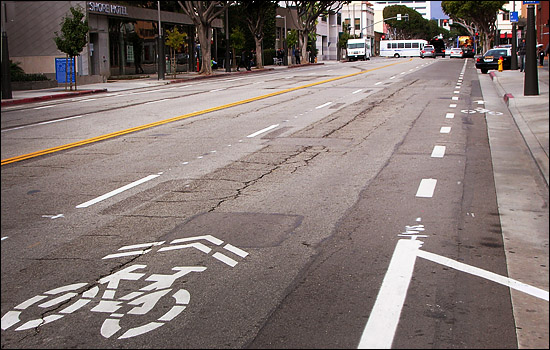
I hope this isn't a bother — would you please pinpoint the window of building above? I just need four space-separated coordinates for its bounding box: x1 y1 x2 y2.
355 18 361 30
502 12 510 21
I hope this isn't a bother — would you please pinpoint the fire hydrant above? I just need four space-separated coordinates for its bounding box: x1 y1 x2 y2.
498 56 503 72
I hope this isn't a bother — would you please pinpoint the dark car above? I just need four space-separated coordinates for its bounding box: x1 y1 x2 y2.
421 45 436 58
461 46 475 58
475 47 513 74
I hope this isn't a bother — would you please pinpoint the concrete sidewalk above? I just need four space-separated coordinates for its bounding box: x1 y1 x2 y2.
481 64 549 349
489 66 549 186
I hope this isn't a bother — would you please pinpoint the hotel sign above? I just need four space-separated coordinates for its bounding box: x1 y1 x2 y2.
88 2 128 16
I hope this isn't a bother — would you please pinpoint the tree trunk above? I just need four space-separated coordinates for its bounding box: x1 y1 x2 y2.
254 37 263 69
301 31 308 65
198 23 212 75
74 56 77 91
69 55 73 91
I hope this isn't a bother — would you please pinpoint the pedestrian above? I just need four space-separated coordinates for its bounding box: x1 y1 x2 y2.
517 38 526 72
237 50 247 71
537 46 545 67
294 47 301 65
249 49 255 70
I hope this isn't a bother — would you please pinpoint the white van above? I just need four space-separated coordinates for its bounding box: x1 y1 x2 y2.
347 38 371 61
380 39 428 58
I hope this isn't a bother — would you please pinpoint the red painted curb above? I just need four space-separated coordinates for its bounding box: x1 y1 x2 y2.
503 93 514 106
1 89 107 107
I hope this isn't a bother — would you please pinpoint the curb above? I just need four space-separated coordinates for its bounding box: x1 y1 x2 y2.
503 93 514 107
1 89 107 107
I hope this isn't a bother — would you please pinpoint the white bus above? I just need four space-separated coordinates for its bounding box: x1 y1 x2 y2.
380 39 428 58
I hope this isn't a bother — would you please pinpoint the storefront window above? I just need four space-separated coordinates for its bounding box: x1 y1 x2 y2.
108 18 192 76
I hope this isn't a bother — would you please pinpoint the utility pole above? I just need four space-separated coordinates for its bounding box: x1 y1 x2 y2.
524 4 538 95
225 6 230 72
510 1 518 70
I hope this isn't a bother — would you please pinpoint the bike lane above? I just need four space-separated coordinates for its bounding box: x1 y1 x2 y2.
247 59 520 348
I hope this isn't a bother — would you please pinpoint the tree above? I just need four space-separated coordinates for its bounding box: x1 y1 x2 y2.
441 1 507 52
286 1 347 64
383 5 450 41
177 1 234 75
54 6 89 90
165 27 188 77
230 26 246 69
239 1 277 69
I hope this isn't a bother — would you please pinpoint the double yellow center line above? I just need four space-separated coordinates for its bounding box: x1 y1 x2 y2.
1 60 408 166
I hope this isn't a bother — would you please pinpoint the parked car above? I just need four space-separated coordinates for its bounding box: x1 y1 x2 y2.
420 45 436 58
475 47 513 74
449 47 464 58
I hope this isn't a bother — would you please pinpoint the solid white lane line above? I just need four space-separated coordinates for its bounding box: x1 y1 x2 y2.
440 126 451 133
76 174 160 208
431 145 446 158
417 250 549 301
358 239 423 349
34 105 54 110
246 124 279 138
416 178 437 198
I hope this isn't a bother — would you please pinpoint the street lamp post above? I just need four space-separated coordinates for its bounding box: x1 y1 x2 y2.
1 2 12 99
276 15 288 65
225 6 230 72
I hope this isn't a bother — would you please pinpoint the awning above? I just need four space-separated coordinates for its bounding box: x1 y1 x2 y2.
500 33 512 38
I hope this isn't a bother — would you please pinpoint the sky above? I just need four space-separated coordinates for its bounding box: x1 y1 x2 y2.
431 1 448 19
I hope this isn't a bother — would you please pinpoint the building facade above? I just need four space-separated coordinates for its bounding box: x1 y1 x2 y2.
2 1 221 82
340 1 375 57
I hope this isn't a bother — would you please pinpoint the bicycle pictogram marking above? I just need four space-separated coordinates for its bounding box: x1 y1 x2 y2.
1 235 249 340
461 107 503 115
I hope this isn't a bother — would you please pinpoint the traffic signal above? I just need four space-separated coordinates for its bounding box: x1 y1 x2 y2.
381 34 386 40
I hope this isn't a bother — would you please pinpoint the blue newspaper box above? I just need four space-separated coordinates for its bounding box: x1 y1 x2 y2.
55 58 75 83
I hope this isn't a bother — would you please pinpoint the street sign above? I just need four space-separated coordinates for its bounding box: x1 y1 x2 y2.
522 1 539 4
510 11 518 22
55 57 75 83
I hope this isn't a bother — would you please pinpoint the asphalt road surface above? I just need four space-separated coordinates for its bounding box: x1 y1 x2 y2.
1 57 540 348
